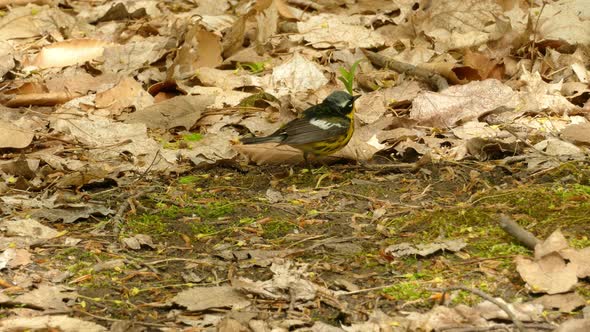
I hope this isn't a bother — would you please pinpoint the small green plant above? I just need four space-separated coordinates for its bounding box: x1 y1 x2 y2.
238 61 267 74
382 281 431 301
338 59 362 94
182 133 203 142
178 175 200 184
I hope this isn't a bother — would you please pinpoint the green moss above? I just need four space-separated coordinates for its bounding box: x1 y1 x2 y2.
451 290 480 306
262 220 297 239
126 214 168 235
192 202 235 219
54 247 85 260
382 281 431 301
178 175 201 184
570 236 590 249
189 220 218 237
68 261 93 275
182 133 203 142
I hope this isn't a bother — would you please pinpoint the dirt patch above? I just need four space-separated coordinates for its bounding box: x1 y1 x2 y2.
14 160 583 328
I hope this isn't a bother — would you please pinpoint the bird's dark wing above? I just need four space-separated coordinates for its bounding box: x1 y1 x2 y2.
278 116 350 146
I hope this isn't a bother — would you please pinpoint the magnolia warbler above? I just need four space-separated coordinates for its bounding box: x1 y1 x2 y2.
241 91 360 163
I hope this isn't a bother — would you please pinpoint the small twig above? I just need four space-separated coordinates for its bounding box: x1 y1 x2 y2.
144 257 215 266
498 214 540 250
530 2 547 64
336 279 407 296
111 187 157 235
132 150 162 185
363 50 449 91
331 189 390 205
285 234 328 249
438 286 526 332
500 126 553 157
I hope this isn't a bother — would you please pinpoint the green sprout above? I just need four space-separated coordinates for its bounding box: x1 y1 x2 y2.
338 59 362 94
237 61 267 74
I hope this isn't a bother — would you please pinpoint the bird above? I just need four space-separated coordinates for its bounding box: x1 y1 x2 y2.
241 91 360 164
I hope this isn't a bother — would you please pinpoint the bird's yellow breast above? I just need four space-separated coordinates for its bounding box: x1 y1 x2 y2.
297 109 355 156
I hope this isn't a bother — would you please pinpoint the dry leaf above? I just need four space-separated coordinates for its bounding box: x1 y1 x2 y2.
0 120 34 148
168 25 223 81
294 14 386 49
170 286 250 311
0 315 106 332
23 39 111 69
265 53 328 97
561 123 590 145
515 253 578 294
123 95 214 130
0 218 58 239
421 0 502 51
531 292 586 312
537 1 590 45
383 239 467 258
411 79 518 127
95 77 154 115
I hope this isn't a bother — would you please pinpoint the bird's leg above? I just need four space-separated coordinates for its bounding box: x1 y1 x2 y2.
303 152 311 169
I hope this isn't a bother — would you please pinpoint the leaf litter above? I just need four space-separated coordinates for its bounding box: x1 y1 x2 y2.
1 0 590 331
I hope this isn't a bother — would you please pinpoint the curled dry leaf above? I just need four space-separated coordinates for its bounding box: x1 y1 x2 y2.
534 139 583 157
537 0 590 45
355 81 422 124
518 70 578 114
123 95 214 130
561 247 590 279
0 248 31 269
531 292 586 312
255 0 278 52
383 239 467 258
195 68 256 90
170 286 250 311
100 37 169 75
294 14 386 49
50 115 172 172
23 39 112 69
167 25 223 81
561 123 590 145
14 284 78 312
421 0 502 51
557 319 590 332
0 41 15 78
161 130 239 166
475 299 543 322
94 77 154 116
265 52 328 97
410 79 518 127
0 315 106 332
0 5 41 40
0 120 34 148
516 253 578 294
0 218 58 239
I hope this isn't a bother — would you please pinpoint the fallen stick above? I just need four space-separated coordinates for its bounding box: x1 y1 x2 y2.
498 214 540 250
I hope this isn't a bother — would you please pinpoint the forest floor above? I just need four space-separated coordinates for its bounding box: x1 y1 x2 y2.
38 159 590 330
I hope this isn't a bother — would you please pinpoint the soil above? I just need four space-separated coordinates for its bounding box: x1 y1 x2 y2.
32 160 590 329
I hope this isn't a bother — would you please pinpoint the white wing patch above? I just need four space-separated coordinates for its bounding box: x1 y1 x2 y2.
309 118 344 130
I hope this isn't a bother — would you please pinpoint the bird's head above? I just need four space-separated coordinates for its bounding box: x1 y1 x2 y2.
323 91 360 115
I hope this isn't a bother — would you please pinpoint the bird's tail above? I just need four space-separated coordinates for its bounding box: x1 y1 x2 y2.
241 135 282 145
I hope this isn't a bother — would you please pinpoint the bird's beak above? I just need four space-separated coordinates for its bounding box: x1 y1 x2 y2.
352 95 361 101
